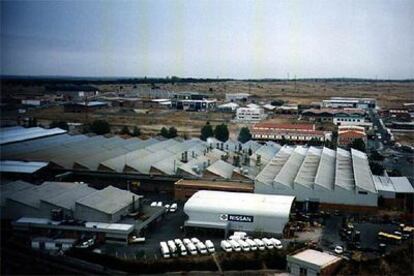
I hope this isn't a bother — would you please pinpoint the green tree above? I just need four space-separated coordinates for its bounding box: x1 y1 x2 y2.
349 138 366 152
238 127 252 143
120 126 130 135
214 123 229 142
168 127 178 138
200 122 214 141
90 120 110 135
50 121 69 130
132 126 141 137
160 127 169 138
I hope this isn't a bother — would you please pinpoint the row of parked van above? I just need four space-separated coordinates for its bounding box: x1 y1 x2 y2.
150 201 177 212
160 238 215 258
221 238 282 252
220 232 283 252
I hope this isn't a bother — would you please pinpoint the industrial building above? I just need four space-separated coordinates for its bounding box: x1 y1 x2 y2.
337 126 367 146
255 146 379 211
287 249 342 276
373 175 414 210
225 93 250 102
63 101 109 112
183 190 295 236
1 180 163 244
170 92 217 111
236 107 265 122
251 122 331 143
301 108 370 127
321 97 376 109
0 126 67 145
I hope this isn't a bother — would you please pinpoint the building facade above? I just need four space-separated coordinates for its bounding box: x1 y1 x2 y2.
236 107 265 121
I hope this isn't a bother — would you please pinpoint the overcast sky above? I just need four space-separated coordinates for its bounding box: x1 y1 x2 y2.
1 0 413 79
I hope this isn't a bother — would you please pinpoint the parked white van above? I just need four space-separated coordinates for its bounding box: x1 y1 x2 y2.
156 201 163 207
191 237 200 244
233 231 247 239
220 240 233 252
186 242 198 255
253 239 266 251
169 203 178 212
196 241 208 254
270 238 283 249
178 243 187 256
262 238 274 249
228 240 241 252
167 240 178 256
160 242 171 258
238 240 250 252
205 240 215 253
150 202 157 207
245 238 257 251
183 238 192 245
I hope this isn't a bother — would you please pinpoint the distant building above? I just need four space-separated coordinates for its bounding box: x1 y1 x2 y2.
337 125 367 146
287 249 342 276
170 92 216 111
217 102 239 112
63 101 109 113
322 97 376 109
275 104 299 114
252 122 330 143
236 107 265 122
373 175 414 211
225 93 250 102
54 86 99 101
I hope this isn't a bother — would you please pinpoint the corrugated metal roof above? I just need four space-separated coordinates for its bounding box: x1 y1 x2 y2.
41 184 96 210
252 143 281 163
76 186 141 215
351 149 377 193
335 148 355 190
294 147 322 188
314 147 336 190
206 160 236 179
0 126 66 145
390 177 414 193
0 180 34 206
0 160 49 174
274 146 308 188
255 146 294 185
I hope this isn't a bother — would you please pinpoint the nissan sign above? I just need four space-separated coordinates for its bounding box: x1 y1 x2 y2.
220 214 254 223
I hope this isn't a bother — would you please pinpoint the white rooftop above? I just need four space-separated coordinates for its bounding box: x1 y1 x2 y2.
184 190 295 218
0 160 49 174
0 126 67 145
290 249 341 268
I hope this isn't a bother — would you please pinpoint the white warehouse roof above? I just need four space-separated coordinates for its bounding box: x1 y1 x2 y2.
184 190 295 218
0 126 66 145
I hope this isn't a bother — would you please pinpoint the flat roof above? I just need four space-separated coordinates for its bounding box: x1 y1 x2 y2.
0 160 49 174
253 122 315 130
175 179 254 191
289 249 341 269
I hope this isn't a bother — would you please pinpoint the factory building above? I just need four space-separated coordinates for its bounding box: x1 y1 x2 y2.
373 176 414 210
236 107 265 122
321 97 376 109
225 93 250 102
255 146 378 212
63 101 109 113
251 122 331 143
184 190 295 236
0 126 67 145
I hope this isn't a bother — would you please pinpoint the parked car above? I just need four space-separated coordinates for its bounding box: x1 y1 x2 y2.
186 242 198 255
238 240 250 252
245 238 257 251
253 239 266 251
228 240 241 252
167 240 178 257
169 203 178 212
205 240 215 253
150 202 157 207
183 238 192 245
334 245 344 254
262 238 274 249
220 240 233 252
191 237 200 244
270 238 283 249
160 242 171 258
156 201 163 207
196 242 208 254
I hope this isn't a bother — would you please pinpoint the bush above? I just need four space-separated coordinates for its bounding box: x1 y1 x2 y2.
200 122 214 141
132 126 141 137
238 127 252 143
214 124 229 142
90 120 110 135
